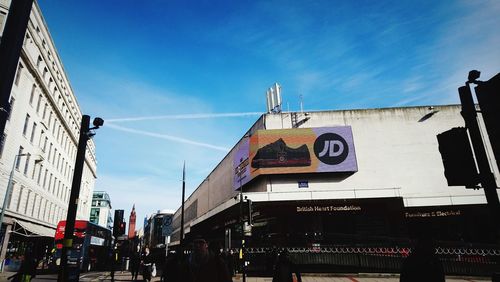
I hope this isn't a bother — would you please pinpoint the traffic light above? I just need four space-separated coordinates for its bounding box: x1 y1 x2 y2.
119 222 126 237
475 73 500 172
113 210 124 237
437 127 480 187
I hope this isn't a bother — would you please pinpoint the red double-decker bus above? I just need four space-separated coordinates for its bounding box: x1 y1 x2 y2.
54 220 112 272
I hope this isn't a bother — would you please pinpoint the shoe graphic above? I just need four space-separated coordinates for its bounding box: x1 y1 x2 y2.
251 138 311 168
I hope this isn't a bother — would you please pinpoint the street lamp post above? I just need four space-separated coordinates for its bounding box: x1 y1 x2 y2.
0 153 28 271
58 115 103 282
237 166 246 282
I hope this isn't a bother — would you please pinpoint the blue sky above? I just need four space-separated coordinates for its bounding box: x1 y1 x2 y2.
37 0 500 228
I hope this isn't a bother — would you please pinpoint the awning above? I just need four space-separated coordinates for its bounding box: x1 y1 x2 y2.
10 219 56 238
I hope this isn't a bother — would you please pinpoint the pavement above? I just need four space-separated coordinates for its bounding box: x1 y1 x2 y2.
0 271 493 281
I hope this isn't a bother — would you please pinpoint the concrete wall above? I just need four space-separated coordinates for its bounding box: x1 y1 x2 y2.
263 106 494 207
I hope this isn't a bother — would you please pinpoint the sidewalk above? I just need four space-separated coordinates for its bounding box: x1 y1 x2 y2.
0 270 492 281
80 271 491 282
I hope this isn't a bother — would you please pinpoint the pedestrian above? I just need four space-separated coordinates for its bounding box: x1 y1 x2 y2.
272 249 302 282
130 246 141 281
400 235 444 282
9 249 37 282
108 248 119 282
142 247 153 282
186 238 233 282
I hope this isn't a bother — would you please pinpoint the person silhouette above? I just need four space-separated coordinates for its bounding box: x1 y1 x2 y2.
272 249 301 282
400 235 444 282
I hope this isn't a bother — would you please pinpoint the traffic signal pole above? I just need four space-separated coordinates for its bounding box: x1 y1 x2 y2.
459 85 500 227
0 0 34 143
58 115 91 282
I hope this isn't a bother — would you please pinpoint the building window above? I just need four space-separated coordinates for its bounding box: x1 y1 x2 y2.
24 190 31 214
7 97 15 121
37 197 42 219
7 182 15 209
0 133 5 158
37 164 43 184
42 136 48 152
36 94 42 113
15 146 24 170
16 186 24 212
48 143 52 161
29 84 36 105
48 173 53 192
42 103 48 119
14 64 23 86
30 122 37 143
22 114 30 136
31 194 37 217
43 169 48 188
23 153 30 175
48 112 52 128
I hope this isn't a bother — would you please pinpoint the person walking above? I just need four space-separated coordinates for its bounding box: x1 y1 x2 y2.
400 235 444 282
130 246 141 281
108 248 119 282
142 247 153 282
272 249 302 282
187 238 232 282
8 249 37 282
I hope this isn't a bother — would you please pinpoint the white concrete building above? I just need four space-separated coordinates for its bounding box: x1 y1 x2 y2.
0 0 97 264
170 105 498 247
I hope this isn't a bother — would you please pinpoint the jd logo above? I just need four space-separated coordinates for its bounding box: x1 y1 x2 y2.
313 133 349 165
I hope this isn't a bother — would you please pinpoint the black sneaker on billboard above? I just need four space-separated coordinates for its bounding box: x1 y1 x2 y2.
251 138 311 168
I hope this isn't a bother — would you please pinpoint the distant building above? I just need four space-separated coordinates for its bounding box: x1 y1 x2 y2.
0 0 97 269
128 204 136 239
89 191 112 230
143 210 174 249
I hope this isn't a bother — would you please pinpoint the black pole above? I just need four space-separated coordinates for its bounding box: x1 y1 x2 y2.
459 85 500 226
180 162 185 247
58 115 91 282
0 0 34 136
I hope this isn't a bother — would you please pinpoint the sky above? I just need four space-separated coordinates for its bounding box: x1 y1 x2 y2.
36 0 500 229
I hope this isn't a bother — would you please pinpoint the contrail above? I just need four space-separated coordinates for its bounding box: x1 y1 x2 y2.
106 112 263 123
106 123 230 152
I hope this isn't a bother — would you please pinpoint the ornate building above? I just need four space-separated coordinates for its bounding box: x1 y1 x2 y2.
128 204 136 239
0 0 97 268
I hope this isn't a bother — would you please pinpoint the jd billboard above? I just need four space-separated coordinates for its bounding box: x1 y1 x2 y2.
233 126 358 189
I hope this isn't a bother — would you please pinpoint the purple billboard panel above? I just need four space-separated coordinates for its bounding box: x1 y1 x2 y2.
233 138 251 189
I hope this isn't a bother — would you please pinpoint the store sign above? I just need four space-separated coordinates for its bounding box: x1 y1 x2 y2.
233 126 358 189
404 210 461 218
90 236 105 246
296 205 362 213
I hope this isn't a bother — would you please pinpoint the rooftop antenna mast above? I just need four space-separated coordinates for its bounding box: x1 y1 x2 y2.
265 83 282 114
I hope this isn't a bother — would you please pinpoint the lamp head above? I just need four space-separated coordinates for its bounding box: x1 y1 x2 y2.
93 117 104 128
468 70 481 83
